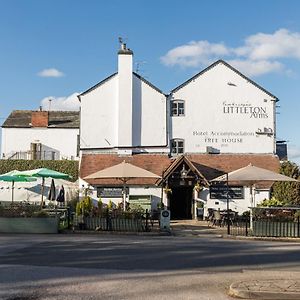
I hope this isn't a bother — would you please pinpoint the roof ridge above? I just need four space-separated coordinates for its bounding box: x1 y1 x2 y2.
170 59 278 99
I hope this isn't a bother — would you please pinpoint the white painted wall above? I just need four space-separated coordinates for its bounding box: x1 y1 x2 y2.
132 74 166 147
80 75 118 149
1 127 79 160
198 186 270 217
118 52 133 147
80 71 166 152
81 183 162 211
170 62 276 154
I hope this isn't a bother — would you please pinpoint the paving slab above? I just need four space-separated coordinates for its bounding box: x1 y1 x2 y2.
229 279 300 299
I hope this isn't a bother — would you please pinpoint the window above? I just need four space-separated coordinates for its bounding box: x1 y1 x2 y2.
171 139 184 155
171 100 185 116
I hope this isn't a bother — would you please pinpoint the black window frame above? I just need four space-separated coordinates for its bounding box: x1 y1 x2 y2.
171 100 185 117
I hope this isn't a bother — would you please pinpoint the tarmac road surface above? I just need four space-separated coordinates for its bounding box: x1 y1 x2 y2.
1 234 300 299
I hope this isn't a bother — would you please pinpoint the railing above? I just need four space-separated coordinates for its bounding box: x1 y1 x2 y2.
6 150 58 160
73 209 154 232
229 219 250 236
221 217 300 238
252 218 300 238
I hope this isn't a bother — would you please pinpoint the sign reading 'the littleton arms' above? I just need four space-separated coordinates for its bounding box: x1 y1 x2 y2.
97 187 125 198
210 185 244 199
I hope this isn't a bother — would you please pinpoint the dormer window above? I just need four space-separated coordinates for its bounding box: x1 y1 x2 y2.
171 139 184 155
171 100 185 116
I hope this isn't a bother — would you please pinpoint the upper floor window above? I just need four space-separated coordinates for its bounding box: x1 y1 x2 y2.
171 139 184 155
171 100 185 116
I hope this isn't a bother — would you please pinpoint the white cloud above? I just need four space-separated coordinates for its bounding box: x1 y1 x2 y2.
235 29 300 60
161 40 230 67
38 68 65 78
40 93 80 111
227 59 284 77
161 28 300 77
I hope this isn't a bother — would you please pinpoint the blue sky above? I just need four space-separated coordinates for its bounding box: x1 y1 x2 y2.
0 0 300 164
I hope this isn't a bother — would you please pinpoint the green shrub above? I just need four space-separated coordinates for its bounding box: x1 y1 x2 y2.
33 210 49 218
259 197 284 207
76 196 93 216
0 159 78 182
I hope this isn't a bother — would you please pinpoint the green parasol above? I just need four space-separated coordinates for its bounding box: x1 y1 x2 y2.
17 168 71 206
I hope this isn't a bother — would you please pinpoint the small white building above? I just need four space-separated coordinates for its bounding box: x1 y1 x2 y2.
79 43 279 219
1 110 80 160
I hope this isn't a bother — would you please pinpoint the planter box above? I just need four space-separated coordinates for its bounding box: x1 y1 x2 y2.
0 217 59 233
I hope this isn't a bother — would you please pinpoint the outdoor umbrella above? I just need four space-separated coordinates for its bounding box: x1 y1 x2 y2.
84 161 161 211
0 170 37 203
211 164 298 228
48 178 56 201
17 168 71 206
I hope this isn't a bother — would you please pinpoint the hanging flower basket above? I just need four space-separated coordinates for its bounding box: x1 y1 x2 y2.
164 187 172 195
193 183 203 192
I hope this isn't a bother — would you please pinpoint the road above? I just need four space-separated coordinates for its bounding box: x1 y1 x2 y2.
1 234 300 299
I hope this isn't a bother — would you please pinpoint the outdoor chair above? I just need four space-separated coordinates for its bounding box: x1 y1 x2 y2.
212 210 222 226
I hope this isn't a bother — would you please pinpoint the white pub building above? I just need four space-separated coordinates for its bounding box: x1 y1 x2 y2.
79 43 279 219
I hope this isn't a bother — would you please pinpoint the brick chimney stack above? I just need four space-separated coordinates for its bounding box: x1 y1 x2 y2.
31 111 49 127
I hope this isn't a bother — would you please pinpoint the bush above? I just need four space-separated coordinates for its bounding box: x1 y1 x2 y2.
76 196 93 216
33 210 49 218
0 203 49 218
259 197 284 207
0 159 78 182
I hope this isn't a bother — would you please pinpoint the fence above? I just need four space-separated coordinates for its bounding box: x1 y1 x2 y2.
228 219 250 236
73 209 154 232
225 217 300 238
252 218 300 237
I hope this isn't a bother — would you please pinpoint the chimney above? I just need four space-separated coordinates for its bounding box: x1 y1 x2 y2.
117 42 133 150
31 111 49 127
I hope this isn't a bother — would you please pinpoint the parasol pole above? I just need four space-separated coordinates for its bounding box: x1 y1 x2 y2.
226 173 230 235
12 180 15 203
41 177 45 207
250 185 254 230
122 178 127 212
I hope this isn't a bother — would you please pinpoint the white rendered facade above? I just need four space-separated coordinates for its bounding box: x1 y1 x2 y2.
79 46 167 155
79 45 279 218
169 62 276 155
1 125 79 160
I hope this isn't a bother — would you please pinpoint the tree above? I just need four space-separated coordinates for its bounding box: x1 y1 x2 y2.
271 161 300 205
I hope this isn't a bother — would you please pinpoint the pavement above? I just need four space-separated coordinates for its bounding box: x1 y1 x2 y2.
229 279 300 299
172 220 300 299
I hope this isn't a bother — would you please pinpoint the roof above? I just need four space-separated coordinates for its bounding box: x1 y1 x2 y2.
78 72 165 98
171 60 278 100
81 153 280 186
186 153 280 181
133 72 165 95
2 110 80 128
78 73 117 98
81 154 171 185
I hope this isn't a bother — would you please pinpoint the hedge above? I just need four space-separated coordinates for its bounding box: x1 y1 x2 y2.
0 159 78 182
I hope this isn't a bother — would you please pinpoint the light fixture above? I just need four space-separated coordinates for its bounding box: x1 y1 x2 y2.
180 164 188 178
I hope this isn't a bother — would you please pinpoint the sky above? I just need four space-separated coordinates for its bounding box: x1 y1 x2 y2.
0 0 300 164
